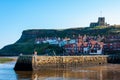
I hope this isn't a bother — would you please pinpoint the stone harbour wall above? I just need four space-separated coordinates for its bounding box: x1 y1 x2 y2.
14 55 120 71
32 56 108 70
14 55 33 71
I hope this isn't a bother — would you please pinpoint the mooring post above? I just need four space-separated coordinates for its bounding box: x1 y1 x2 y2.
33 51 37 69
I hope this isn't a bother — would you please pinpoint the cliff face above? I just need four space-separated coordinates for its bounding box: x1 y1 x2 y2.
17 26 120 43
17 29 58 43
0 26 120 56
16 29 76 44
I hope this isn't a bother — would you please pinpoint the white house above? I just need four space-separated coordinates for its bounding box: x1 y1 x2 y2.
69 39 76 44
83 47 89 54
59 40 67 47
47 39 59 45
89 49 102 54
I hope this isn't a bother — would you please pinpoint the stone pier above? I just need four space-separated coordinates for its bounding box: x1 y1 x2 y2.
14 55 120 71
14 55 33 71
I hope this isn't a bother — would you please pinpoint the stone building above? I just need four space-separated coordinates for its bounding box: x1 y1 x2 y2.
90 17 108 27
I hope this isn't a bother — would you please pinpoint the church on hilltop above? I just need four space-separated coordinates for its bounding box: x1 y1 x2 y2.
90 17 109 27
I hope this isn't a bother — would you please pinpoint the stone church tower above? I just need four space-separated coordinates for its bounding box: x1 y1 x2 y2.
98 17 105 26
90 17 108 27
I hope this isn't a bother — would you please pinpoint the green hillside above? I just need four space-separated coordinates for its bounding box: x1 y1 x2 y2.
0 26 120 56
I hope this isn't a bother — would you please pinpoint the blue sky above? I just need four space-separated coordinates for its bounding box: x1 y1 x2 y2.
0 0 120 49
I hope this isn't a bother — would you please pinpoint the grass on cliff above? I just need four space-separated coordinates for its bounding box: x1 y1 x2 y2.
0 58 14 63
90 26 107 29
0 42 65 56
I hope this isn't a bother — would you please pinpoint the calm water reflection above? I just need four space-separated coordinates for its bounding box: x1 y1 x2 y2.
0 62 120 80
0 61 17 80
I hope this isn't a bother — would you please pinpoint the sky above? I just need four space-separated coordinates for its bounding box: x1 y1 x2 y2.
0 0 120 49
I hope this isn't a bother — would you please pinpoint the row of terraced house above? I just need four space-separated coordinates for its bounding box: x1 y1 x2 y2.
103 35 120 54
35 35 120 55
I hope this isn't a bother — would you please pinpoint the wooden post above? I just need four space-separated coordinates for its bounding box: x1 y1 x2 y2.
34 51 37 69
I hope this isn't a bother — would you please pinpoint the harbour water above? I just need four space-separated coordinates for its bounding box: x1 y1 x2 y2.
0 61 120 80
